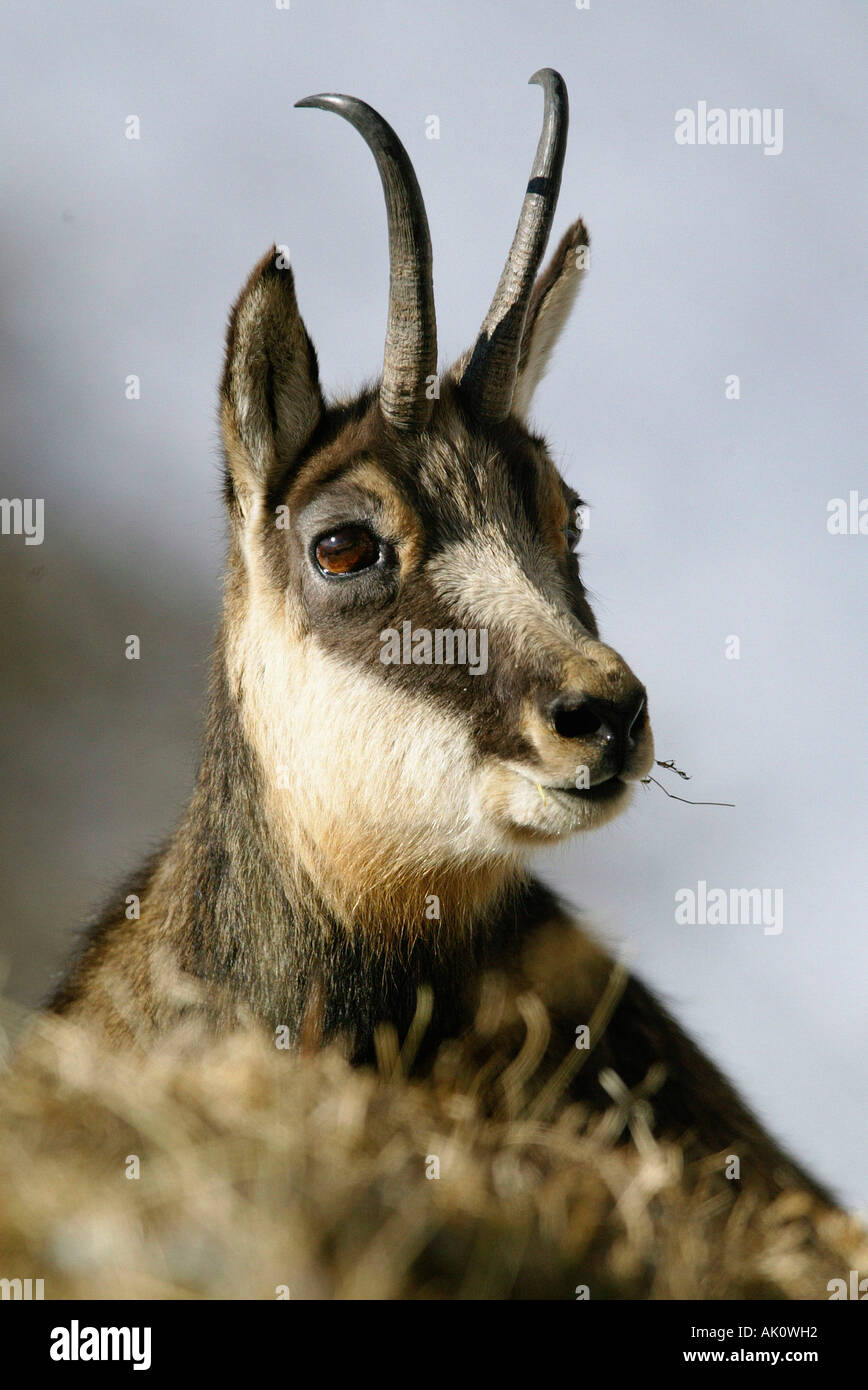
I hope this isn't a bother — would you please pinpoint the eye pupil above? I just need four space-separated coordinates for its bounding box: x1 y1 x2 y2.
315 526 379 575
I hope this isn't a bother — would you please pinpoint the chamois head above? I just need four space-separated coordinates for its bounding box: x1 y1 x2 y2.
218 71 654 932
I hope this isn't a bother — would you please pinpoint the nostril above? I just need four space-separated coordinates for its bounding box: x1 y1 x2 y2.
550 697 608 742
547 691 647 747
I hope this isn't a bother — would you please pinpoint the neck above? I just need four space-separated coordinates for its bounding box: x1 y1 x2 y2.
164 652 528 1057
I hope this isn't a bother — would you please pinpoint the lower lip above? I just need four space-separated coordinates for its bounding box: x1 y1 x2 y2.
548 779 626 805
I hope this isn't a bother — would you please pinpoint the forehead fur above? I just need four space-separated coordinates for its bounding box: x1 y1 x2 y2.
275 380 560 524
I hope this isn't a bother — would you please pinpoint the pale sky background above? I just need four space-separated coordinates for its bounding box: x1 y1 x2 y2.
1 1 865 1206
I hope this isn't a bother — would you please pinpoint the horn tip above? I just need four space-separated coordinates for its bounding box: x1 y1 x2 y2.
295 94 342 111
528 69 567 103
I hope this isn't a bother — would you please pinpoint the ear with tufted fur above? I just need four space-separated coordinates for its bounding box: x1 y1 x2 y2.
220 247 324 514
511 219 589 420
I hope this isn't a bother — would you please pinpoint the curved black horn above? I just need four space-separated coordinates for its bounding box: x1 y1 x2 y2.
460 69 568 425
296 93 437 432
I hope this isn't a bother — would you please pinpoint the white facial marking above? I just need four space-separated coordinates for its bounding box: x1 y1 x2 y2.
428 530 593 663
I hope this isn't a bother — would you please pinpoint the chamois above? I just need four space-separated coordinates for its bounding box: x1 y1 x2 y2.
49 71 831 1204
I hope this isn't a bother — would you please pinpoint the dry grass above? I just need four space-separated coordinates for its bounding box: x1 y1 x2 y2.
0 1002 863 1301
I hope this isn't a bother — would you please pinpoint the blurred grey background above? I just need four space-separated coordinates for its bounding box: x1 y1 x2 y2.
1 2 865 1205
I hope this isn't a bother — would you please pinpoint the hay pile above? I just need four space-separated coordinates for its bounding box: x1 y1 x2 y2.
0 1006 862 1300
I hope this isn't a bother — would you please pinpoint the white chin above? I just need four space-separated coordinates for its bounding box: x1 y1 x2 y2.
475 766 634 843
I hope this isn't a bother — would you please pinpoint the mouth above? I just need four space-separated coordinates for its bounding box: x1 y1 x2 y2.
492 766 634 842
475 760 642 847
541 778 627 806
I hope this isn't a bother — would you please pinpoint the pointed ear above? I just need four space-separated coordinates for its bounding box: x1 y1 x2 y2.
221 247 324 514
511 219 588 420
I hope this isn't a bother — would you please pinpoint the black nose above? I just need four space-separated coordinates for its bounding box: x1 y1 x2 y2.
548 691 646 752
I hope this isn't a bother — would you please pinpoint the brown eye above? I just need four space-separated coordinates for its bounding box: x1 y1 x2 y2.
314 525 381 576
